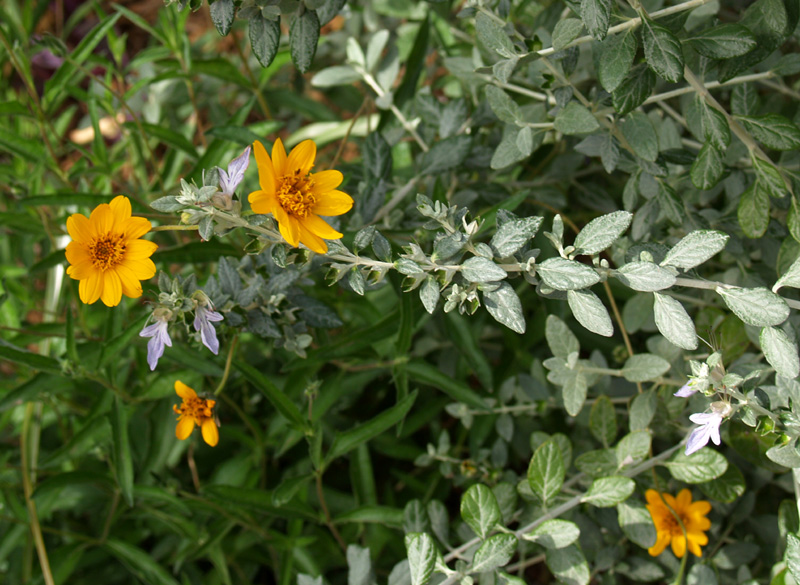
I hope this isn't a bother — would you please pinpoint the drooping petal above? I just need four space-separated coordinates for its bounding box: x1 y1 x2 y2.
674 382 696 397
685 424 712 456
312 189 353 216
297 222 328 254
271 138 288 177
176 416 195 440
277 211 300 247
100 270 123 307
303 214 343 240
110 195 132 227
125 239 158 260
80 272 104 304
121 217 152 240
286 139 316 176
648 531 671 557
670 534 687 559
311 169 343 192
201 418 219 447
66 213 94 243
175 380 197 399
90 203 114 235
146 333 165 371
248 190 275 215
253 141 276 194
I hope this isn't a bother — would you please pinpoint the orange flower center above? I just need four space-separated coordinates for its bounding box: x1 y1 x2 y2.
174 396 215 423
662 510 689 535
277 170 316 219
89 234 126 271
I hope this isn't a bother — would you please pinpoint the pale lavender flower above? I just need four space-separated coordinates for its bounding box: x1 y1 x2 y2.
674 362 710 398
685 401 732 456
194 304 224 355
140 316 172 371
218 146 251 196
674 381 697 398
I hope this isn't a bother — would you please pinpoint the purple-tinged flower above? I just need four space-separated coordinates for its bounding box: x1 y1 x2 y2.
685 401 732 456
140 312 173 371
674 362 710 398
218 146 251 196
674 382 697 398
194 304 224 355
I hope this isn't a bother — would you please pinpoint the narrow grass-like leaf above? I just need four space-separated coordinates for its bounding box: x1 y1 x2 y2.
236 362 308 432
111 397 134 507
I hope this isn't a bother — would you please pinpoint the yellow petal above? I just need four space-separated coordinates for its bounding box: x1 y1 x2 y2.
65 241 90 266
688 500 711 516
90 203 114 235
115 264 143 298
121 217 152 240
253 140 276 194
312 190 353 216
79 272 103 304
175 380 198 399
176 416 195 440
248 190 275 215
671 534 687 558
66 213 94 243
125 239 158 260
675 489 692 510
100 271 122 307
201 418 219 447
311 169 343 192
275 207 299 247
648 531 671 557
110 195 132 227
297 222 328 254
67 261 95 280
272 138 287 177
303 215 342 240
123 257 156 280
286 139 316 176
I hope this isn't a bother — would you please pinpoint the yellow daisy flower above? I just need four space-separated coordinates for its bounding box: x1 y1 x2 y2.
173 380 219 447
248 138 353 254
65 195 157 307
645 489 711 558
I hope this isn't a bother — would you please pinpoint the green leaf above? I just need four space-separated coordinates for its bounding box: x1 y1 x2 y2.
653 293 698 350
716 286 790 327
471 534 518 573
111 397 134 507
732 83 760 116
523 519 581 549
690 142 724 190
311 65 362 87
476 12 516 59
622 354 670 382
738 114 800 150
290 10 320 74
589 395 617 447
561 369 588 416
615 431 651 466
581 476 635 507
761 326 800 379
0 132 46 162
641 17 684 82
420 135 472 173
687 23 758 59
485 85 522 124
574 211 632 255
192 58 251 88
612 64 655 116
528 440 565 505
44 13 122 105
546 314 580 358
461 484 502 539
209 0 235 36
620 111 659 162
483 281 526 334
786 534 800 584
595 30 637 93
405 361 488 409
666 449 728 483
104 539 181 585
537 257 601 290
617 500 657 548
738 183 770 238
774 255 800 293
546 545 590 585
135 123 199 159
96 314 149 370
491 216 543 257
689 96 731 150
334 505 404 526
405 533 437 585
581 0 612 40
661 230 729 269
567 289 613 337
553 18 584 50
555 102 600 135
0 342 62 373
575 448 618 477
616 261 676 291
461 256 507 283
754 156 788 198
236 362 308 432
249 15 281 68
698 464 746 503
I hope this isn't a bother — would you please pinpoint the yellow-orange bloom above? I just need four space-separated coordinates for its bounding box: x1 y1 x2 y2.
645 489 711 558
173 381 219 447
248 139 353 254
65 195 157 307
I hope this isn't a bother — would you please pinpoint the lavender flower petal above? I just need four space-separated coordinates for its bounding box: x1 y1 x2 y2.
219 146 251 195
685 412 723 455
194 306 224 355
674 382 696 397
140 319 172 371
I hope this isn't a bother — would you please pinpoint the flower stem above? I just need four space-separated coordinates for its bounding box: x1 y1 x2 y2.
214 336 239 396
150 224 200 231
